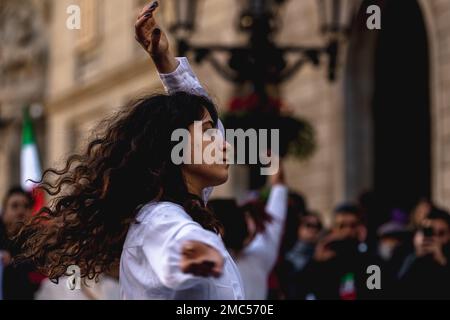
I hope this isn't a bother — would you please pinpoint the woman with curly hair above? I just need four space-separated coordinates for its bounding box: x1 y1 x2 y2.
15 1 245 299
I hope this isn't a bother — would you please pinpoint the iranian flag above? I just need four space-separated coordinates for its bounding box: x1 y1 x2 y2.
21 108 45 214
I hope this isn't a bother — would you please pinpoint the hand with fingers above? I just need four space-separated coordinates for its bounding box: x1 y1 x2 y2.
314 232 344 262
135 1 178 73
414 231 448 266
180 241 224 278
268 154 285 186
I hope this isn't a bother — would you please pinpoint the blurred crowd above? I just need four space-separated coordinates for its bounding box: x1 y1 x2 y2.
272 197 450 300
0 186 119 300
1 184 449 300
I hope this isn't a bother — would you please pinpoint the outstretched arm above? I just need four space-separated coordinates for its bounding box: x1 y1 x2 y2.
137 206 227 290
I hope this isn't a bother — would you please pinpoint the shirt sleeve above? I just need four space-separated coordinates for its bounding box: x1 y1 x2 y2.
140 205 228 291
158 57 225 203
159 57 210 98
243 184 289 270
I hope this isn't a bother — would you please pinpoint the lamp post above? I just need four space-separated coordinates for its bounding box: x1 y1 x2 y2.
163 0 360 187
164 0 360 82
317 0 361 80
318 0 359 36
169 0 198 34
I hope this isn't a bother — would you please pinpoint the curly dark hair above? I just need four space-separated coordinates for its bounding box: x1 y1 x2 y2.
14 92 222 281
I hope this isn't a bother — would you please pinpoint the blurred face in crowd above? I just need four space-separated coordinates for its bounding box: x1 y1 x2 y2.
2 192 32 236
298 215 322 244
426 218 450 246
411 199 432 228
378 236 402 261
333 212 360 240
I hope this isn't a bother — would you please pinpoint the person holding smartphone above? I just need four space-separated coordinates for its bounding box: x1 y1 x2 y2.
398 207 450 299
1 187 44 300
304 204 375 300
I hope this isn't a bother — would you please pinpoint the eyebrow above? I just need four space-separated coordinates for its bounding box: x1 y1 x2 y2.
202 120 215 128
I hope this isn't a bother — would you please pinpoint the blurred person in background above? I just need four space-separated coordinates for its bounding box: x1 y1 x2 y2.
305 204 376 300
279 193 308 255
409 198 433 231
280 211 323 299
267 191 307 299
209 161 288 300
398 207 450 299
0 187 45 299
377 209 411 263
374 209 410 298
357 191 378 249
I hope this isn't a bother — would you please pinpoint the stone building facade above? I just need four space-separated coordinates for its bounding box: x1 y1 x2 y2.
0 0 49 201
1 0 449 224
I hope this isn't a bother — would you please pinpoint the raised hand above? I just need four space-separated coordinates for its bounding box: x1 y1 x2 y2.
268 154 284 186
135 1 178 73
314 233 338 262
414 230 447 266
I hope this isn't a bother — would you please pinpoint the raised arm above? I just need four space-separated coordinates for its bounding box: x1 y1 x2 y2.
135 1 224 203
135 1 211 99
244 160 288 270
135 1 177 74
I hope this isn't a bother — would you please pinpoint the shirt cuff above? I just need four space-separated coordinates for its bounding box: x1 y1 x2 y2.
158 57 197 94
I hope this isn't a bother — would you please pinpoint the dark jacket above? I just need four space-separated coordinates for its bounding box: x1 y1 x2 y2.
0 220 43 300
303 241 381 300
397 247 450 300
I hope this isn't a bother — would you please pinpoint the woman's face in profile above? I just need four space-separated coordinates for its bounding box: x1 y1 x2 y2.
182 109 230 192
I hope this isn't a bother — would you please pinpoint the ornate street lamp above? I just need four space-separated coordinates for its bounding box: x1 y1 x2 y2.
163 0 361 187
164 0 361 82
317 0 361 80
318 0 360 36
168 0 199 34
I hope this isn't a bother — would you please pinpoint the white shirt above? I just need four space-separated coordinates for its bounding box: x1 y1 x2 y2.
236 185 288 300
119 58 244 300
120 202 244 300
158 57 289 299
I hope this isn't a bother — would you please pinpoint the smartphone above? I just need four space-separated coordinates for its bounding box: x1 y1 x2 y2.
326 238 359 254
422 226 434 238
